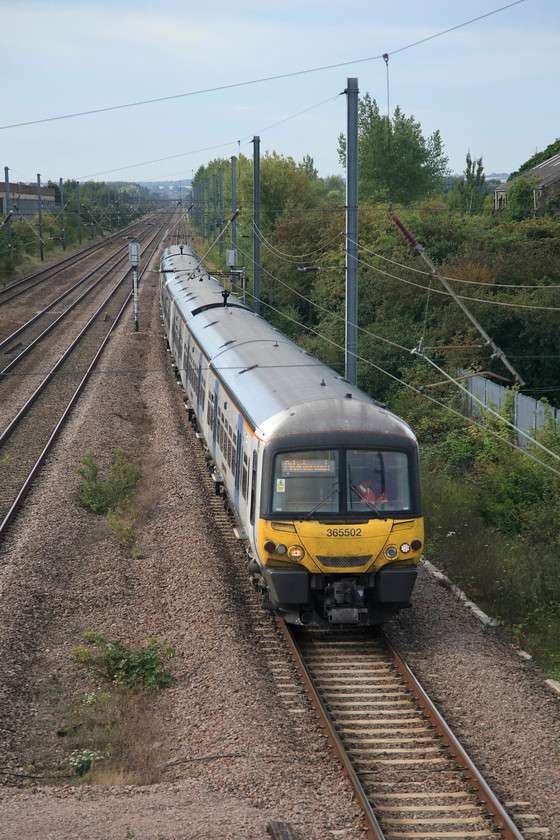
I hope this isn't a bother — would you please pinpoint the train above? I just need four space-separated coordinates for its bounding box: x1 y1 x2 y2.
160 244 424 627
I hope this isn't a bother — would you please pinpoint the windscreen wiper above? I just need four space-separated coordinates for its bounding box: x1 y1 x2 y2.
305 487 340 519
349 484 383 518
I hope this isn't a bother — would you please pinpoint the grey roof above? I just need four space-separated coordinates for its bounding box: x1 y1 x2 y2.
499 152 560 192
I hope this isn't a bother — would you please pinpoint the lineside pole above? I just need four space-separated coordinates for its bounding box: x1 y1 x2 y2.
37 173 45 261
345 78 359 386
219 166 224 256
253 135 261 315
4 167 13 259
231 156 237 292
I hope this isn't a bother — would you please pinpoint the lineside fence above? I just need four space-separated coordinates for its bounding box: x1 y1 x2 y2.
461 372 559 448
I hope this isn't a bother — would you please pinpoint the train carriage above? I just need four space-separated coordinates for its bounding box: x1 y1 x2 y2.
160 245 423 627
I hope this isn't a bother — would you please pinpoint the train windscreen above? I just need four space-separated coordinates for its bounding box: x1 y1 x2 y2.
271 449 410 515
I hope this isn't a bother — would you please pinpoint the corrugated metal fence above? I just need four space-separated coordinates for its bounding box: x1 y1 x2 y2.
462 372 559 448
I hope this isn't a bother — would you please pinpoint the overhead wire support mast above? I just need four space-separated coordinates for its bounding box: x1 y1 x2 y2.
390 212 525 386
184 209 240 283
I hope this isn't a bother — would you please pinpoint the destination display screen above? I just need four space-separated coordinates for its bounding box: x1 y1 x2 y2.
281 457 336 476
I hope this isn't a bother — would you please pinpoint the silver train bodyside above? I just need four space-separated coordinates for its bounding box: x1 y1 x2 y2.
160 245 424 627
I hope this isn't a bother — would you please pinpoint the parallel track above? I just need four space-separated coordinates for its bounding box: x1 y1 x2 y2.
0 215 171 539
0 225 157 383
0 219 150 308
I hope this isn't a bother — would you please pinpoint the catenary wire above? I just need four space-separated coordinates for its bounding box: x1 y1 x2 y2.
0 1 527 132
355 252 560 312
80 94 342 180
251 221 344 263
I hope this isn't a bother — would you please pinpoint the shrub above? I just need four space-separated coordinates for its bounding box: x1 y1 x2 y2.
75 449 141 515
73 631 175 690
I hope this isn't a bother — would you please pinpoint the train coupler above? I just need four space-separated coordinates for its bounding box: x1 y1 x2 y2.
324 579 367 626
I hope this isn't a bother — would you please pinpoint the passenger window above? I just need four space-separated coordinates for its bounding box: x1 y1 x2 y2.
242 453 249 500
249 451 258 524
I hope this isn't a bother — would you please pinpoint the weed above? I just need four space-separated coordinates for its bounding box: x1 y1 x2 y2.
73 632 175 690
69 748 107 777
75 449 141 516
75 449 143 554
66 634 175 784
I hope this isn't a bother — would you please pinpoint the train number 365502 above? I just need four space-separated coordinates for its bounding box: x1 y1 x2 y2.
326 528 362 537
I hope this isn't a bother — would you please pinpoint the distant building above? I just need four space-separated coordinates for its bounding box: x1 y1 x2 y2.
494 153 560 214
0 182 56 219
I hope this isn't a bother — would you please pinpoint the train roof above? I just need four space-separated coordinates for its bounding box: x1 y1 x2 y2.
161 246 416 445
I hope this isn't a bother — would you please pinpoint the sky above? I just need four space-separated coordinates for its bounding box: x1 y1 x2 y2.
1 0 558 187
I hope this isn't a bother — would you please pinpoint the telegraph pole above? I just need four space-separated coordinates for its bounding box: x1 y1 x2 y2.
203 184 206 243
213 173 217 241
59 177 66 249
230 156 237 291
4 167 12 259
206 178 211 242
76 181 82 243
219 166 224 256
89 183 94 239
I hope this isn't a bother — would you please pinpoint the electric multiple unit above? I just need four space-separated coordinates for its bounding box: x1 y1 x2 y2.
160 245 423 627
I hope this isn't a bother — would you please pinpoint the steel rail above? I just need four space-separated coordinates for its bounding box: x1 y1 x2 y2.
0 227 156 373
380 629 526 840
0 221 156 356
276 619 386 840
279 621 527 840
0 218 150 306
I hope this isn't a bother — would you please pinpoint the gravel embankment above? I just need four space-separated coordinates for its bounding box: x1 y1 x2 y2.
0 239 558 839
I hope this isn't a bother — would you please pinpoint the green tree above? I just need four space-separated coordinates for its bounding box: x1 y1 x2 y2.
338 93 449 204
298 154 318 181
237 150 320 232
506 177 536 221
451 152 486 214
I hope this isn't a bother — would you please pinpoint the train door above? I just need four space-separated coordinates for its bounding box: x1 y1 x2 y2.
212 380 220 459
196 352 203 415
234 414 244 510
181 330 190 391
249 449 258 526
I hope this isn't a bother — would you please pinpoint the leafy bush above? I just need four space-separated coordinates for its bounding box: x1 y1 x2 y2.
73 631 175 690
75 449 141 515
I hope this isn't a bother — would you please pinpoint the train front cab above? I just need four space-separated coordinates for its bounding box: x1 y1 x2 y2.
255 434 423 627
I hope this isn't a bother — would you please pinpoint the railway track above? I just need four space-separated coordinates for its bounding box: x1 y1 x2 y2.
190 413 549 840
279 625 536 840
0 219 151 309
0 214 172 538
0 220 157 354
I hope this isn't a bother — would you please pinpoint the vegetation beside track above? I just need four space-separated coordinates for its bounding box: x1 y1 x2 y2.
66 632 175 784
